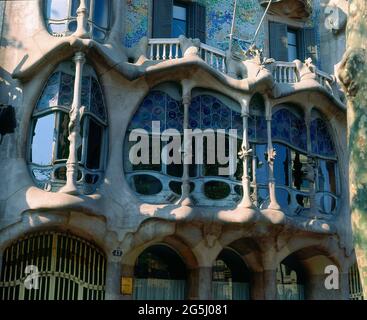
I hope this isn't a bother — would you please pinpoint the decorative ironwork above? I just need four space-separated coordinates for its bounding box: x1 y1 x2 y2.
0 231 106 300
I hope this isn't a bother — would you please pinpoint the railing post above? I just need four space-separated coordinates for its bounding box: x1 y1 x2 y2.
265 97 281 210
177 80 193 206
238 96 254 208
59 52 85 195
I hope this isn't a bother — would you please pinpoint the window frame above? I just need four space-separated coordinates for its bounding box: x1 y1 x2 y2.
28 62 108 193
43 0 111 40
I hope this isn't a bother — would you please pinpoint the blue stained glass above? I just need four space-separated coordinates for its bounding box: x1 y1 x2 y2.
232 112 242 134
256 116 267 141
81 76 91 108
247 116 254 140
272 109 306 151
36 72 61 110
310 118 335 157
90 78 106 120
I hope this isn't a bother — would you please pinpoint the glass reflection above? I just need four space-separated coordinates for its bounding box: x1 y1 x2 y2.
274 143 289 186
31 114 55 165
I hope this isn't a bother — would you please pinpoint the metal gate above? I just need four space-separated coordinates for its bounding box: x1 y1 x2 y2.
0 231 106 300
349 263 364 300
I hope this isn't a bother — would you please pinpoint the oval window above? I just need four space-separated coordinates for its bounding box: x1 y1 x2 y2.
133 175 163 195
320 194 336 214
204 181 231 200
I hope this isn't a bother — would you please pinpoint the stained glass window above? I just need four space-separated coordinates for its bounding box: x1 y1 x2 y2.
272 108 307 151
29 61 107 193
310 118 336 157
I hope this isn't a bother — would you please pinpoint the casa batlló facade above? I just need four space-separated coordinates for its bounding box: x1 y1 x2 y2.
0 0 363 300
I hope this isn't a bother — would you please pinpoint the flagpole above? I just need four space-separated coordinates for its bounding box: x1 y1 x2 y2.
228 0 238 53
251 0 273 45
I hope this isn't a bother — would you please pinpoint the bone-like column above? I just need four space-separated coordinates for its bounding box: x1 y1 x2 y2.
74 0 90 38
238 97 253 208
305 110 317 216
178 82 193 206
59 52 85 195
265 98 280 210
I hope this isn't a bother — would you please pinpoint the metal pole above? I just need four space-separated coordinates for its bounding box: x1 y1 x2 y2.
228 0 238 53
251 0 273 45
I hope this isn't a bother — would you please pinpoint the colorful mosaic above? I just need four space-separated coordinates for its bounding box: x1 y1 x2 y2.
123 0 322 57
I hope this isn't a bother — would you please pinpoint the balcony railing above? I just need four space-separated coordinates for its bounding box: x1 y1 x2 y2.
147 38 339 100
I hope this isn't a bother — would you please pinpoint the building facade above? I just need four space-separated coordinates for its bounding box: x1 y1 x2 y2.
0 0 362 300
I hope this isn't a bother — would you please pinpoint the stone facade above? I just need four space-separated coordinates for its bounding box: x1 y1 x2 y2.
0 0 358 300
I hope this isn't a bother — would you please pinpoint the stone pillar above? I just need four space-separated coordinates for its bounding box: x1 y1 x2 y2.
104 257 123 300
74 0 90 38
188 266 212 300
305 272 349 300
252 269 277 300
178 82 193 206
265 98 280 210
59 52 85 195
238 97 254 208
120 264 135 300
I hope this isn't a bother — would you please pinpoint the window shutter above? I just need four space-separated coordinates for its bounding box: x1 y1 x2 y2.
152 0 173 38
302 28 318 65
188 3 206 43
269 21 288 61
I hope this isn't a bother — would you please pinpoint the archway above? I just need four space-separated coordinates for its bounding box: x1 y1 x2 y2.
276 254 306 300
0 230 106 300
212 248 251 300
133 244 187 300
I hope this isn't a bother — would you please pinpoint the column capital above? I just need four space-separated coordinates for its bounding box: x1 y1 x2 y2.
73 51 86 64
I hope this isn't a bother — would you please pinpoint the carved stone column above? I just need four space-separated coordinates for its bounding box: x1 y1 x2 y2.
178 85 193 206
238 97 254 208
305 110 317 215
59 52 85 195
265 98 280 210
74 0 90 38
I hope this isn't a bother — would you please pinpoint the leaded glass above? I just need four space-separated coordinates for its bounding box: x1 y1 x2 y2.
310 118 336 157
272 109 307 151
29 62 107 193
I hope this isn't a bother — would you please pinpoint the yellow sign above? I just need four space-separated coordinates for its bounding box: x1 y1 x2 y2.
121 277 133 295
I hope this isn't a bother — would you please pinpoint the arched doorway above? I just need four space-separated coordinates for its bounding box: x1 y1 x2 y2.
277 254 306 300
0 231 106 300
212 248 250 300
133 245 187 300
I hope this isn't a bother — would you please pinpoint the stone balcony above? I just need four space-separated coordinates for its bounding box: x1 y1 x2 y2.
258 0 312 20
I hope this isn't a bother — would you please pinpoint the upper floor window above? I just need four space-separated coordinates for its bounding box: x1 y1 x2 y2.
287 29 299 62
152 0 206 42
44 0 110 40
29 61 108 194
172 3 187 38
269 21 318 64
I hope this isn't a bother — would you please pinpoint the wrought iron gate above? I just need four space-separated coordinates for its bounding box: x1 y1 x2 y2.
0 231 106 300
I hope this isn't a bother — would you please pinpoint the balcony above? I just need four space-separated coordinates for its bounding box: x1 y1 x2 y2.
146 38 341 102
258 0 312 20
